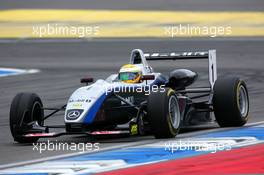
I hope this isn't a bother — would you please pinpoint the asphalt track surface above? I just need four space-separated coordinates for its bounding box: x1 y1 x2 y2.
0 38 264 166
1 0 263 11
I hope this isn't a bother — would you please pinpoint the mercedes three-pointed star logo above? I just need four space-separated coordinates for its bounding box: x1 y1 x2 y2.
67 110 81 119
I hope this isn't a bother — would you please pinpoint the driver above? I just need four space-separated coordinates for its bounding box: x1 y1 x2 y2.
118 64 142 83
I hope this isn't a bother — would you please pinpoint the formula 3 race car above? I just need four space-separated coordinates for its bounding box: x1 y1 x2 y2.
9 49 250 143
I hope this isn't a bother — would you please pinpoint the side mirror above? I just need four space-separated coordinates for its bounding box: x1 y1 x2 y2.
80 77 93 85
141 75 155 81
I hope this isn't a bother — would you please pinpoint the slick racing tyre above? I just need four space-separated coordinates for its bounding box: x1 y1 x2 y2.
213 77 249 127
10 93 44 143
148 88 181 138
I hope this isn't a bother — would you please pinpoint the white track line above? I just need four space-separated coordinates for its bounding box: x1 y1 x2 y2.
0 67 40 77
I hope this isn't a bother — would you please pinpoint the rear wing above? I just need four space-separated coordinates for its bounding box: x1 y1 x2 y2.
144 50 217 88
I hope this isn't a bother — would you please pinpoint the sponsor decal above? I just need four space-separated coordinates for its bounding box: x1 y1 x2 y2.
90 131 125 135
69 98 92 103
72 103 83 108
24 133 56 137
130 124 138 135
66 109 83 120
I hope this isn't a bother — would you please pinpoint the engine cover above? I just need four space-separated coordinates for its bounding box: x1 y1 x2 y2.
168 69 197 90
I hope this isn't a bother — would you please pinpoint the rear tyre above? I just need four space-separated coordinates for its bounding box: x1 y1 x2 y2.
148 88 181 138
213 77 249 127
10 93 44 143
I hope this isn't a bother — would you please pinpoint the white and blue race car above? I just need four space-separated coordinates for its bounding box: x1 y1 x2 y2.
9 49 249 143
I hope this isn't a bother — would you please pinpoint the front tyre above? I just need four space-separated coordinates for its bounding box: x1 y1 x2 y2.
148 88 181 138
213 77 249 127
10 93 44 143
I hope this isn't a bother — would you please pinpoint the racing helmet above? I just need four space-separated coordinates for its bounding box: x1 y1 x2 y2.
118 64 142 83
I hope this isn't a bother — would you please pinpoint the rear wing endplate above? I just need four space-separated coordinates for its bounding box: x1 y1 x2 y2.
144 50 217 88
